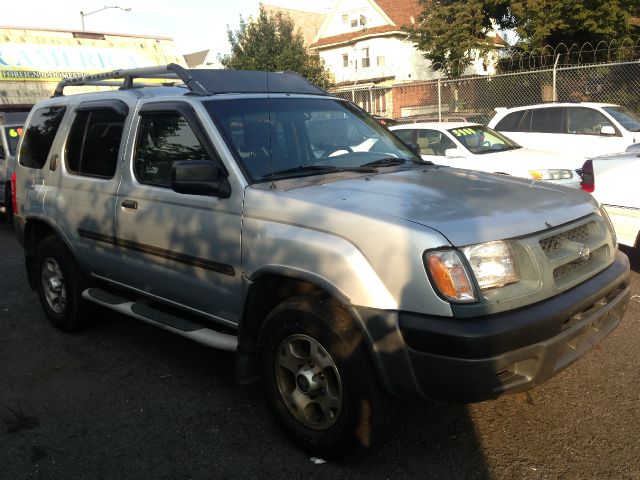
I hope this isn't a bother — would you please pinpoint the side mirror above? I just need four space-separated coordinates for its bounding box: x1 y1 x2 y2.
600 125 616 136
171 160 231 198
406 142 422 157
444 147 465 158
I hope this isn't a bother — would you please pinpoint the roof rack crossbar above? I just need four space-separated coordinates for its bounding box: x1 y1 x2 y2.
52 63 208 97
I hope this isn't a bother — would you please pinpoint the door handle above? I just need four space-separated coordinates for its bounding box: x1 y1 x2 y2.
121 199 138 210
49 154 58 171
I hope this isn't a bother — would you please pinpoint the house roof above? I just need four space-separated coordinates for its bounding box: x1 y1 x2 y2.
311 0 421 49
261 4 328 46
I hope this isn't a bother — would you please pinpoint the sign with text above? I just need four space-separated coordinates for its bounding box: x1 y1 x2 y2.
0 43 159 81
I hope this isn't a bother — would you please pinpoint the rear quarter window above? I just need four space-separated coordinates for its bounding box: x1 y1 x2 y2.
19 106 66 169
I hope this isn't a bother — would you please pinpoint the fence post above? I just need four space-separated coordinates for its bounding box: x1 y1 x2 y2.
552 54 560 101
437 78 442 122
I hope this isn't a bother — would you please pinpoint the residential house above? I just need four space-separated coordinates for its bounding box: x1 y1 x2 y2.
309 0 504 117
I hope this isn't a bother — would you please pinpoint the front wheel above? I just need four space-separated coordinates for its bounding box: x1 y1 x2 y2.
257 294 385 458
36 236 92 332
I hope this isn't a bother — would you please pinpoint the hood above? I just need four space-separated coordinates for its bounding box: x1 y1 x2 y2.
481 147 583 171
271 166 598 246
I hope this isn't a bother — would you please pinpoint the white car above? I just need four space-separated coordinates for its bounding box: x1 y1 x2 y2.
390 122 582 187
488 102 640 158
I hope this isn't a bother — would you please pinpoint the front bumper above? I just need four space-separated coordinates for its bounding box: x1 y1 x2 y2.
352 251 630 402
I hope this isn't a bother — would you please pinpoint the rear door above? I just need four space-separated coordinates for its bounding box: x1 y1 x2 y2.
58 99 130 274
112 101 243 324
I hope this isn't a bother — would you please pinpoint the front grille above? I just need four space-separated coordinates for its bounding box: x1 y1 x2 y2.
539 222 593 255
535 218 609 288
553 257 589 280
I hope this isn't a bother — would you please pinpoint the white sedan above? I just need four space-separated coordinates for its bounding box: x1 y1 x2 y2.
390 122 582 187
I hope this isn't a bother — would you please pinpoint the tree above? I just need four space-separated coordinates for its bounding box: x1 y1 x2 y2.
408 0 640 74
219 7 334 90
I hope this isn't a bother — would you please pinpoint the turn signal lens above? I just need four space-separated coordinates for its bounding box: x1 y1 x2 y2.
424 250 476 302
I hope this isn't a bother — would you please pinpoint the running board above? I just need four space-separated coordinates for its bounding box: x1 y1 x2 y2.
82 288 238 351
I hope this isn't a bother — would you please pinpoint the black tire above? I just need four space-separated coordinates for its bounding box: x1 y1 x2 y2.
35 236 92 332
3 182 13 227
257 293 385 458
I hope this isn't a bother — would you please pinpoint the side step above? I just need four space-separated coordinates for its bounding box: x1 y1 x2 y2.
82 288 238 351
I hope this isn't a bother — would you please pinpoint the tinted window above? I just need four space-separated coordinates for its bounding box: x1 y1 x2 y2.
66 109 126 178
495 111 524 131
565 107 615 136
530 107 564 133
19 106 66 169
134 112 209 187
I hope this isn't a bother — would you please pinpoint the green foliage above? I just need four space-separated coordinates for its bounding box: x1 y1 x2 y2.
408 0 640 74
219 7 334 90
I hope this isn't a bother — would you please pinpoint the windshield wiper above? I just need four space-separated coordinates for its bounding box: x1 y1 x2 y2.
261 165 375 179
361 157 426 167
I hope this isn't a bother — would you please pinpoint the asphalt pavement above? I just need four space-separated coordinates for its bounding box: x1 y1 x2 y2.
1 221 639 479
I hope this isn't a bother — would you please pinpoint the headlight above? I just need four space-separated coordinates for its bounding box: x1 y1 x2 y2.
597 206 617 249
529 169 573 180
424 250 477 303
461 241 519 290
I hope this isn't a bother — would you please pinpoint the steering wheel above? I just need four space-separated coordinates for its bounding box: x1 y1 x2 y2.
481 140 491 147
321 145 353 158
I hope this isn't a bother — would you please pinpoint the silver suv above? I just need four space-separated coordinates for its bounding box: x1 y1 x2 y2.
14 65 631 457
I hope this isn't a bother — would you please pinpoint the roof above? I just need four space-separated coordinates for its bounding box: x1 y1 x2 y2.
495 102 620 112
261 4 327 46
311 0 421 49
52 64 328 97
390 122 482 131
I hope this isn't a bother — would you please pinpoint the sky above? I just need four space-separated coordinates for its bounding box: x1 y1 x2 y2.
2 0 334 56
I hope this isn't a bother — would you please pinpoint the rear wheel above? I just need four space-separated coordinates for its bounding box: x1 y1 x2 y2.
36 236 92 332
257 293 385 458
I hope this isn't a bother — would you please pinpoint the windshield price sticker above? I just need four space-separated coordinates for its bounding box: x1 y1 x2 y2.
8 127 23 137
452 128 476 137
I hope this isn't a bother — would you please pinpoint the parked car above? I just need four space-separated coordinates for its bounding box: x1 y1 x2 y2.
580 148 640 248
396 111 492 125
390 122 582 187
0 112 27 223
14 65 631 458
488 102 640 158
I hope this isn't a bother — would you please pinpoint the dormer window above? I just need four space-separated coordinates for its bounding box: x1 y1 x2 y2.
342 11 367 29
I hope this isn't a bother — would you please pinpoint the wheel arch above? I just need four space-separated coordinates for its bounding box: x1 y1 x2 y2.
236 269 372 386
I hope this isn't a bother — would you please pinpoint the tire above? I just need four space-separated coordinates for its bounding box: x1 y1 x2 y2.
35 236 92 332
257 293 385 458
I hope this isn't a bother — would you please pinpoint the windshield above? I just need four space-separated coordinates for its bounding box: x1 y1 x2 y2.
603 106 640 132
447 125 520 154
3 126 22 156
205 97 418 181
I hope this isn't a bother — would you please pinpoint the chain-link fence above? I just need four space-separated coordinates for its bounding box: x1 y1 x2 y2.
331 44 640 123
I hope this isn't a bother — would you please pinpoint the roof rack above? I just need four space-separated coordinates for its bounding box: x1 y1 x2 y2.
52 63 327 97
53 64 204 97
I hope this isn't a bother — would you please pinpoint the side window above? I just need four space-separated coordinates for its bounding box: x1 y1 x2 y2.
19 106 66 169
494 111 524 131
566 107 615 136
66 108 126 178
134 112 209 187
530 107 564 133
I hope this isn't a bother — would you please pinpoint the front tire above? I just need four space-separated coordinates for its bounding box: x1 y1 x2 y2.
257 294 384 458
36 236 91 332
